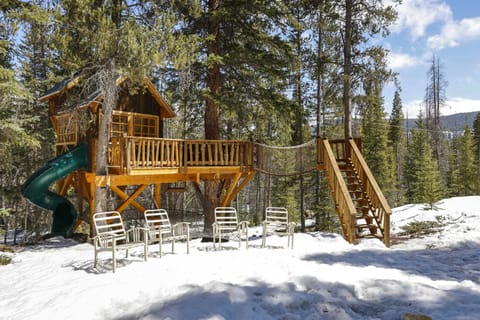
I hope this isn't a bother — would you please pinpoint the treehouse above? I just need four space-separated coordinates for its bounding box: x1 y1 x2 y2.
24 75 255 238
23 73 391 246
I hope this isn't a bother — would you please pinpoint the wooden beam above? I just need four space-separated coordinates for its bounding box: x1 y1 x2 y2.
220 173 241 207
57 174 74 196
220 170 256 207
110 184 148 213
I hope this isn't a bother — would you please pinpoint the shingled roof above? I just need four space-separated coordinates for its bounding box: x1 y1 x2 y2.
39 74 175 118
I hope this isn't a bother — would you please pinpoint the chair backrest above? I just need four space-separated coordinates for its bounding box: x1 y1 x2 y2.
214 207 239 231
93 211 127 242
144 209 172 235
265 207 289 229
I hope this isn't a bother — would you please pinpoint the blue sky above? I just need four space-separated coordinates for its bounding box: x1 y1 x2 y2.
383 0 480 117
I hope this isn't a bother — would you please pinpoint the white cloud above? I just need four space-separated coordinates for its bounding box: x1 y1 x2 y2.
427 17 480 50
403 99 424 118
403 98 480 117
391 0 452 40
443 97 480 115
387 52 420 69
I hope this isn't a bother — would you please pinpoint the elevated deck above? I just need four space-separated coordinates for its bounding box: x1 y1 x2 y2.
66 137 390 246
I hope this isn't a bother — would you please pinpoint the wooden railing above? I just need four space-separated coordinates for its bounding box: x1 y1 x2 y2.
317 138 357 244
109 137 254 173
348 139 391 247
184 140 253 167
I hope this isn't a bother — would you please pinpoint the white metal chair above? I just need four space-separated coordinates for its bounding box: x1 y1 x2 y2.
144 209 190 257
93 211 148 272
212 207 249 250
262 207 295 249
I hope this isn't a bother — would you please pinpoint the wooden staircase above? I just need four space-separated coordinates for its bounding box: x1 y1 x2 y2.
317 138 391 246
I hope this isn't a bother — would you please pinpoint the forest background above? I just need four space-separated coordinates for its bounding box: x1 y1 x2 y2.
1 0 480 243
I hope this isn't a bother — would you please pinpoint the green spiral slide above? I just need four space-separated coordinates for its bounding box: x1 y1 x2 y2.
22 143 89 238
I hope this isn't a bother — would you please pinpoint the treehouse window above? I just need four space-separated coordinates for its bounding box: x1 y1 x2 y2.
110 111 158 138
134 116 157 137
111 113 129 137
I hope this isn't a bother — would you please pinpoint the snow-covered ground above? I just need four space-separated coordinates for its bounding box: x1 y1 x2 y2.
1 196 480 320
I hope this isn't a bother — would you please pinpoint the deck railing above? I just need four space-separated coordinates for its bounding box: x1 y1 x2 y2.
317 138 357 244
347 139 391 246
109 137 254 174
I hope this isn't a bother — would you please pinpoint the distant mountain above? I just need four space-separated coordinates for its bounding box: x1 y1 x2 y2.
405 111 479 133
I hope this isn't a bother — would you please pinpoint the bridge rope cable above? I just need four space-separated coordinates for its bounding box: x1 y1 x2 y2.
254 139 318 177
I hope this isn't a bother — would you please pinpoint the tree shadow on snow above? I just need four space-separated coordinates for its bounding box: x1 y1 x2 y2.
112 276 480 320
302 241 480 283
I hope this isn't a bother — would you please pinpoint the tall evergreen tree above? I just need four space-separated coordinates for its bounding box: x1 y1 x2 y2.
0 2 41 242
388 90 406 204
359 54 395 200
173 1 294 235
404 114 442 207
337 0 397 138
446 135 461 197
458 125 476 196
473 112 480 194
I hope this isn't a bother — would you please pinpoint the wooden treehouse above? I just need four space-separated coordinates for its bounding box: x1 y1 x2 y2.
26 74 390 246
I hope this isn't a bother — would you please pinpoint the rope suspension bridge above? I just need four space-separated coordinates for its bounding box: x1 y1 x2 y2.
254 139 318 176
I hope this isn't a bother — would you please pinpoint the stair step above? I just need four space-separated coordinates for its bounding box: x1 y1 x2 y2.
356 223 378 236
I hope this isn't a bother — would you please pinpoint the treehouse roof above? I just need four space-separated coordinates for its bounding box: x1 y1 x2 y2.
39 74 175 119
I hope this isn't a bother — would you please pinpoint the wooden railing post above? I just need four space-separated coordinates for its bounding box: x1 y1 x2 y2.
182 140 187 172
348 139 391 247
126 137 131 175
320 139 357 244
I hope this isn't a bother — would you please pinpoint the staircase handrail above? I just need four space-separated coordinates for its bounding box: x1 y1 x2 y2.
347 139 391 246
318 138 357 244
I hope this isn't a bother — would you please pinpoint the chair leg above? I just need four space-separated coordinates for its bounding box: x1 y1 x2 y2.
144 239 148 261
172 238 175 254
219 230 222 250
159 235 163 257
262 228 266 248
112 249 116 273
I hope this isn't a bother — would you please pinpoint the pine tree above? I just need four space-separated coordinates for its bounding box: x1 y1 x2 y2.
473 112 480 194
458 125 476 196
404 114 442 207
338 0 397 137
388 90 406 204
359 57 396 201
171 1 294 236
0 2 42 242
446 136 461 197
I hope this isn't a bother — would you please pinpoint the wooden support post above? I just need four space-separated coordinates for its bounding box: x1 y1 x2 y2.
154 183 162 208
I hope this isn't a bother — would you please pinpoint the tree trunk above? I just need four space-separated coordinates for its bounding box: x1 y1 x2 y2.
343 0 353 139
200 0 222 237
93 65 118 226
